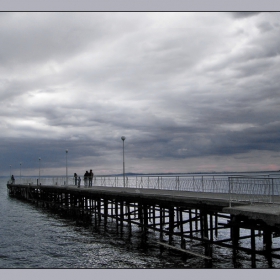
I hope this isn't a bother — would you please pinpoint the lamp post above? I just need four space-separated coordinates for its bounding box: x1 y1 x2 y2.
66 149 68 185
20 162 22 184
121 136 126 188
38 157 41 185
10 165 11 178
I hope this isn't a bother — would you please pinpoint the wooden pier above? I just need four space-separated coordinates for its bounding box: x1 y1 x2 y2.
7 183 280 267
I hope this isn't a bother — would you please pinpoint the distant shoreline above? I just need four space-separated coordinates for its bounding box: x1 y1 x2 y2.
3 170 280 178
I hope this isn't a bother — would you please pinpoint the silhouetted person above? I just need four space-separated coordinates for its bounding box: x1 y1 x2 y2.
89 169 94 187
74 173 78 185
11 175 15 184
84 171 89 187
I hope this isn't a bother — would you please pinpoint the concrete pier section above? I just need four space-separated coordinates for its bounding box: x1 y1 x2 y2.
224 204 280 227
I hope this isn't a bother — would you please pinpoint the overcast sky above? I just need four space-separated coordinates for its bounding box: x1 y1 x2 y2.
1 12 280 177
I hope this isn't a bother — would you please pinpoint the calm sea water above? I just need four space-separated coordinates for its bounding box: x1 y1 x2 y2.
1 174 280 269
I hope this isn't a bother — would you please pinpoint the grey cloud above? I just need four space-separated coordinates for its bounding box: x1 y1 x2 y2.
230 12 262 19
1 12 280 175
138 121 280 160
257 21 275 33
0 13 138 69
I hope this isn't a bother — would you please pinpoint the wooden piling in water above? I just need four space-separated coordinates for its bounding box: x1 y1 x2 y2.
160 207 163 241
127 202 132 235
209 213 213 242
251 229 256 268
104 199 108 228
179 208 185 249
215 212 218 237
169 206 174 245
195 209 198 231
115 200 119 232
120 200 124 234
231 216 240 250
189 209 193 238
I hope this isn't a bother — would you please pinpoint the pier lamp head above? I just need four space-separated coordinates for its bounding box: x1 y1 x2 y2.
121 136 126 141
66 149 68 153
39 157 41 161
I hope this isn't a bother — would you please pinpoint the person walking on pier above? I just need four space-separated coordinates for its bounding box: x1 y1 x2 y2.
84 171 89 187
11 175 15 184
89 169 94 187
74 173 78 185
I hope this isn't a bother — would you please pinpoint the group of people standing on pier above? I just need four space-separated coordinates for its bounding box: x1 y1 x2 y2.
74 169 94 188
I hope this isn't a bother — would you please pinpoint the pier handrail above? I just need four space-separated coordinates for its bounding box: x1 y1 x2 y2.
11 174 280 205
228 176 278 205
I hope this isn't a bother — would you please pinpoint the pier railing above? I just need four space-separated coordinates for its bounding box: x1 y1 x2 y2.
15 175 231 192
10 175 280 205
93 175 230 193
229 176 278 205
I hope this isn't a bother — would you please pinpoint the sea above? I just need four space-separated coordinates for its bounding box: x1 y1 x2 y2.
1 173 280 275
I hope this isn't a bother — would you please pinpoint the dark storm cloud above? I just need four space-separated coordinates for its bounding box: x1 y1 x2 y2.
128 118 280 160
230 12 262 19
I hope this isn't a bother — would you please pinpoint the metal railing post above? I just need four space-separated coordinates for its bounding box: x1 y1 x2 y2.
202 176 204 192
176 176 179 190
192 176 194 191
229 177 231 208
271 178 274 204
